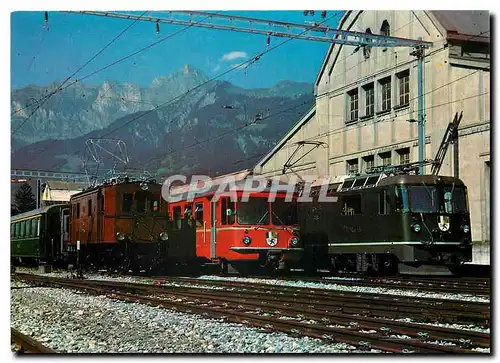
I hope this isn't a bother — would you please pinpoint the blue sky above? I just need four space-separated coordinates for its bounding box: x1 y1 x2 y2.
11 10 343 90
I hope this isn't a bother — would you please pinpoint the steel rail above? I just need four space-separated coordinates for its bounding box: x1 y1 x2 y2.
11 328 57 354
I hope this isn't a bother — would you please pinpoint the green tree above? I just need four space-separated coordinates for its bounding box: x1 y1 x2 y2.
14 183 36 213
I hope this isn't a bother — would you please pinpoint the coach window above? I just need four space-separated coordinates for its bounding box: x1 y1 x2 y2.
341 195 362 216
378 190 391 215
11 224 15 238
15 223 20 238
26 219 32 237
123 194 133 213
195 203 204 227
20 221 26 237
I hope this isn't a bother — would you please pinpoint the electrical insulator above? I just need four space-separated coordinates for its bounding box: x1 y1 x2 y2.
44 11 49 31
266 35 270 48
303 10 309 16
156 22 160 37
321 11 327 19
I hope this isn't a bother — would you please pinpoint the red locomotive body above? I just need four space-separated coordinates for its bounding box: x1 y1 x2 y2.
68 178 194 272
167 171 302 273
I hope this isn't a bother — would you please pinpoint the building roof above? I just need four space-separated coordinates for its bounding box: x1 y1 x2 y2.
430 11 490 43
45 181 87 191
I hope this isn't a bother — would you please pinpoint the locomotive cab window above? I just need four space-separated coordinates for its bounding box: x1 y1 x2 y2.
378 190 391 215
88 199 93 216
221 197 235 225
76 203 81 218
136 193 147 213
123 194 133 213
194 203 204 227
341 195 362 216
173 206 182 230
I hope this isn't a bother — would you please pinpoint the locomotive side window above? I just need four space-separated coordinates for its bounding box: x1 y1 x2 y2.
195 203 204 227
378 190 391 215
76 203 81 218
221 197 235 225
123 194 133 213
173 206 182 230
184 205 193 219
341 195 362 216
394 186 409 212
15 223 20 238
88 199 93 217
136 193 147 213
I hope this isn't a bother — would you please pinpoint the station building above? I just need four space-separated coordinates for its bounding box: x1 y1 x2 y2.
254 11 490 264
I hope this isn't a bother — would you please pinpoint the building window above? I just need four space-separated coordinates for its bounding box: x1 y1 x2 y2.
363 28 372 59
397 70 410 106
346 158 359 174
379 151 392 166
379 77 391 112
347 89 359 122
362 155 375 171
363 83 374 117
397 148 410 165
380 20 390 36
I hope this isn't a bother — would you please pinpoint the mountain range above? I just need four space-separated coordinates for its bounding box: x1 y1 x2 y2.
11 65 314 178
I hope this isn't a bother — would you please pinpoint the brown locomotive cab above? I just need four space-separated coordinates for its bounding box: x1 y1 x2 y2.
68 179 194 273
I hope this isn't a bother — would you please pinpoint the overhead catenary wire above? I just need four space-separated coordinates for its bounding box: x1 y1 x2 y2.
43 11 342 172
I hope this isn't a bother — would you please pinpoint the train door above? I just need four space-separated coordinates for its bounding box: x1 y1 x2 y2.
60 208 70 259
194 200 208 258
210 201 217 259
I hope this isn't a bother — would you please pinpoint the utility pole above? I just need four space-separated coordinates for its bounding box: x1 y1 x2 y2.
410 39 426 175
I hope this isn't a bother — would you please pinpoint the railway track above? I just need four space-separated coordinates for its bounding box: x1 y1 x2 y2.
11 327 57 354
244 275 491 296
13 273 490 354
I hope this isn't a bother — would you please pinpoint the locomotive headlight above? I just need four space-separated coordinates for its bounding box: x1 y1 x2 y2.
412 223 421 233
462 225 470 234
116 232 126 242
242 236 252 245
159 232 169 241
290 237 299 246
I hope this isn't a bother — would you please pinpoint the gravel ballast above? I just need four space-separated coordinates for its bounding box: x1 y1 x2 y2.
11 280 374 354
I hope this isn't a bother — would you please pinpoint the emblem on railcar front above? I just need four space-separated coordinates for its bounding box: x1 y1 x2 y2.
438 215 450 232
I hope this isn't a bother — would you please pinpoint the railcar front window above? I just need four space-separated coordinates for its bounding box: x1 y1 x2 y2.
271 199 298 225
237 197 269 225
443 187 468 213
410 186 439 213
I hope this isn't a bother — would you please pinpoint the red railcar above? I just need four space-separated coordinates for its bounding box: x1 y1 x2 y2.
167 171 302 274
68 177 195 273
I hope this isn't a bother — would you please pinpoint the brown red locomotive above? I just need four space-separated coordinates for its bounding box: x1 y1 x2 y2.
67 176 196 273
